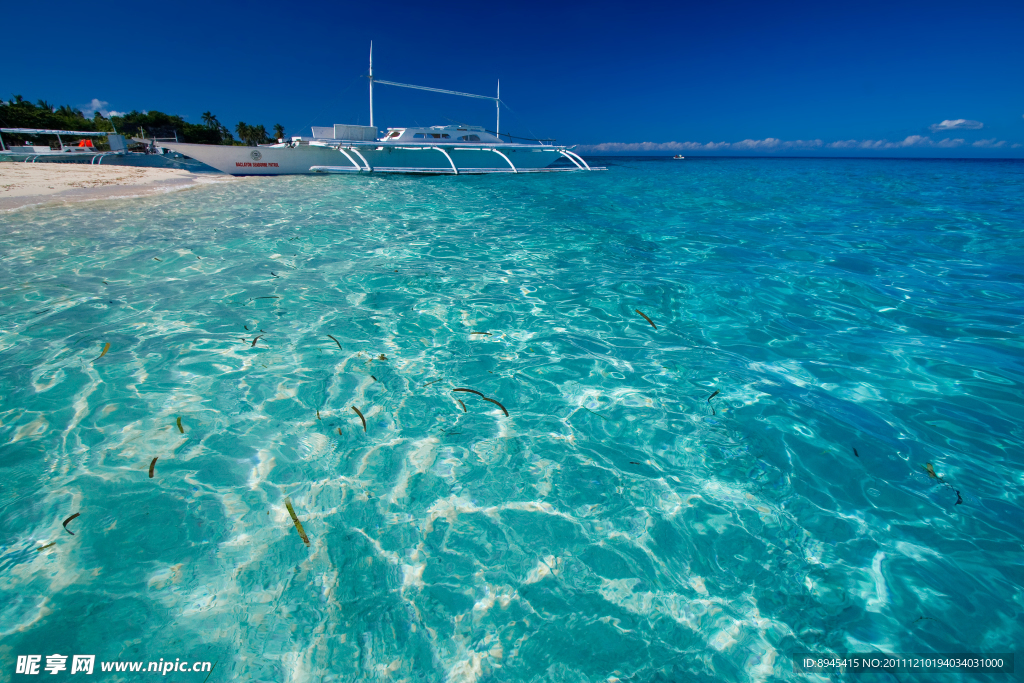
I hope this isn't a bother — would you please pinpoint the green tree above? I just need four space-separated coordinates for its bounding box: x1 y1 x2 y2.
235 121 251 145
202 111 220 129
57 104 83 119
235 122 271 146
273 123 284 141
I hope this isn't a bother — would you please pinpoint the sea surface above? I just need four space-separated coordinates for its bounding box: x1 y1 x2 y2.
1 157 1022 682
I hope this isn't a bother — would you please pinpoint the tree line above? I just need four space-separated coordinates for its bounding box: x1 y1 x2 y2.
0 95 286 148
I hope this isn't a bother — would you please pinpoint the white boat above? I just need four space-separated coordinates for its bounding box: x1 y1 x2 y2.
154 46 600 177
0 127 218 170
673 155 685 159
0 128 129 159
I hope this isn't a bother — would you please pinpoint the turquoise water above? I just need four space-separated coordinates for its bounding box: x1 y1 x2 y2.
1 158 1022 682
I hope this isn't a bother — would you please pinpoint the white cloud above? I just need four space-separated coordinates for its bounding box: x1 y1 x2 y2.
731 138 824 150
79 98 125 118
577 135 974 153
972 138 1006 148
929 119 983 132
1013 143 1023 149
579 140 731 152
579 139 827 153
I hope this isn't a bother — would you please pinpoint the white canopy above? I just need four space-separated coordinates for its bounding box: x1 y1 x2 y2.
1 128 113 136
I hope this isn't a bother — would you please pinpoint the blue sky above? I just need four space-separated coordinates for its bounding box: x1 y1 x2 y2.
3 0 1022 156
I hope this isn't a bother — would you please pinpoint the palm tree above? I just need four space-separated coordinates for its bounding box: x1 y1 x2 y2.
273 124 285 141
253 125 268 144
202 111 220 129
58 104 83 119
235 121 251 145
36 99 54 112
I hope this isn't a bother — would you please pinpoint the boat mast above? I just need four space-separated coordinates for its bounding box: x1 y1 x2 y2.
496 80 500 141
372 56 502 136
369 42 374 128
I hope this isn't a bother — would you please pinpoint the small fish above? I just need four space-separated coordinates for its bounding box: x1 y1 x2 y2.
284 498 310 546
457 399 466 413
483 396 509 417
202 661 217 683
635 309 657 329
36 542 56 552
453 388 508 416
629 461 640 465
352 406 366 432
271 272 279 277
176 416 184 433
471 332 492 336
853 447 859 458
244 325 249 330
371 375 377 381
912 616 938 624
153 257 162 261
254 296 280 300
378 354 387 360
62 512 80 535
954 489 963 505
923 463 937 479
251 335 263 347
196 256 201 260
102 280 108 284
149 457 158 478
707 390 719 415
423 377 444 386
327 334 342 349
337 427 342 436
96 342 110 360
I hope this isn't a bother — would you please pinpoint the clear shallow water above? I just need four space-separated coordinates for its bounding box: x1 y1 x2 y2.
1 157 1022 682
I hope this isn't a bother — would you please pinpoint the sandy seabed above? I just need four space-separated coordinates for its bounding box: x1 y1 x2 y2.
0 163 236 212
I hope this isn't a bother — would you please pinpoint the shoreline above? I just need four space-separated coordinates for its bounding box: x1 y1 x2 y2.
0 164 239 212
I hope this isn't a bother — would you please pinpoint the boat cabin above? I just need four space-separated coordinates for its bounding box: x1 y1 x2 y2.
381 125 500 143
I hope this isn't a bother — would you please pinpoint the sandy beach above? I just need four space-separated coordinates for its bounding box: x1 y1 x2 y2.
0 163 233 212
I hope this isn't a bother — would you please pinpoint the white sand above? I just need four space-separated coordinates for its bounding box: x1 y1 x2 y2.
0 163 235 212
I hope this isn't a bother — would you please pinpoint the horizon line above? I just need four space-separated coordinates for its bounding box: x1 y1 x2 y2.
576 154 1024 161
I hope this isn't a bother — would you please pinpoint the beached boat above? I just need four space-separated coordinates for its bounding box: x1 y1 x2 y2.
0 127 217 171
154 46 600 176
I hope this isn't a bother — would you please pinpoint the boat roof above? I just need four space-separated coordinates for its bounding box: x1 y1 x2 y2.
384 124 486 132
1 128 114 136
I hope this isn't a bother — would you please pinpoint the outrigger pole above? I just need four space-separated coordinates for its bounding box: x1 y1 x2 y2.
369 42 374 128
367 43 502 138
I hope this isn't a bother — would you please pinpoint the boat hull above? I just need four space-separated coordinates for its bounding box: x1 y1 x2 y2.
148 142 341 175
0 150 217 171
154 141 572 176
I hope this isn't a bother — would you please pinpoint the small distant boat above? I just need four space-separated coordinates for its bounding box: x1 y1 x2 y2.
673 155 685 159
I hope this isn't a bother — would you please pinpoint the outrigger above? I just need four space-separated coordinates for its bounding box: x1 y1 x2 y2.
153 44 601 176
